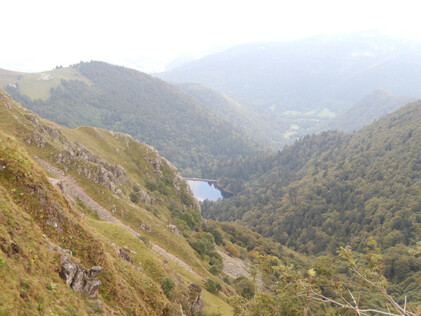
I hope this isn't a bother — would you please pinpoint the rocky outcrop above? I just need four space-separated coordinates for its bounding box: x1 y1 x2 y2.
48 244 73 256
76 163 127 195
140 222 153 232
118 248 133 264
186 283 204 316
21 109 130 196
23 112 63 148
60 255 102 299
137 189 151 204
167 224 179 236
55 141 128 195
144 157 163 176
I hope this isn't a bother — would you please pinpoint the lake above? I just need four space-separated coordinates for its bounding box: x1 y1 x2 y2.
187 180 223 202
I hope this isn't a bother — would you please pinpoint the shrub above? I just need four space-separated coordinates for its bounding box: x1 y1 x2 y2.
146 180 158 191
129 192 139 203
209 252 223 271
190 232 215 256
204 279 221 294
161 278 175 299
222 276 231 285
209 265 219 275
234 276 255 299
224 242 240 258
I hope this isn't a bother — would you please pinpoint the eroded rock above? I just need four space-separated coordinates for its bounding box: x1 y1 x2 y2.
54 141 129 195
140 222 153 232
186 283 204 316
48 244 73 256
118 248 133 264
138 189 151 204
59 255 102 299
167 224 179 236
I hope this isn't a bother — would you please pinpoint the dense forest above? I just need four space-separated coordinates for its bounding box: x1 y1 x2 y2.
202 102 421 305
5 61 260 177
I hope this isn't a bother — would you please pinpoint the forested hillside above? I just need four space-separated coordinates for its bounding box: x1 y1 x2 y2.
2 62 260 177
176 83 271 145
203 102 421 302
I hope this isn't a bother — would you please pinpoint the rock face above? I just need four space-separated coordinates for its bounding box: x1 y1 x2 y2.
167 224 179 236
21 111 129 195
54 141 129 195
138 189 151 204
60 255 102 299
23 112 63 148
186 283 204 316
48 244 73 256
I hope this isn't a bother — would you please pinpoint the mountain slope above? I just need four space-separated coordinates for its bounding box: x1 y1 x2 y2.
203 102 421 295
2 90 419 314
176 83 296 148
0 90 237 315
1 61 260 177
317 89 418 132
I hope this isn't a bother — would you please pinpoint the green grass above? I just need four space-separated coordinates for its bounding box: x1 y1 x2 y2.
0 187 102 316
0 67 91 100
201 290 233 315
0 91 235 314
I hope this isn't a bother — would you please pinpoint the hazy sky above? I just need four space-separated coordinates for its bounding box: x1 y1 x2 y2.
2 0 421 72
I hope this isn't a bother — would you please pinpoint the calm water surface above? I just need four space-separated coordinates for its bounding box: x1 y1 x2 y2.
187 180 223 201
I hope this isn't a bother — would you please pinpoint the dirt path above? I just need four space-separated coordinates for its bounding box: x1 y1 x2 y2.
35 156 202 280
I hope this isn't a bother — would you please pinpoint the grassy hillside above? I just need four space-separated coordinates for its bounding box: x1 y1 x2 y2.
0 67 91 100
1 61 260 177
202 102 421 306
0 90 239 315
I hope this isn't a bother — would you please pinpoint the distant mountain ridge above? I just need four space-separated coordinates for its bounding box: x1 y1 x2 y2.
1 61 260 177
159 33 421 143
315 89 418 132
160 33 421 111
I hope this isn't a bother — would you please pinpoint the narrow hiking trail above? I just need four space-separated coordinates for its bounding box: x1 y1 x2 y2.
35 156 202 280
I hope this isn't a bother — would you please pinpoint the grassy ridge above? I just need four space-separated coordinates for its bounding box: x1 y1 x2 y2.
0 67 91 100
0 90 234 315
